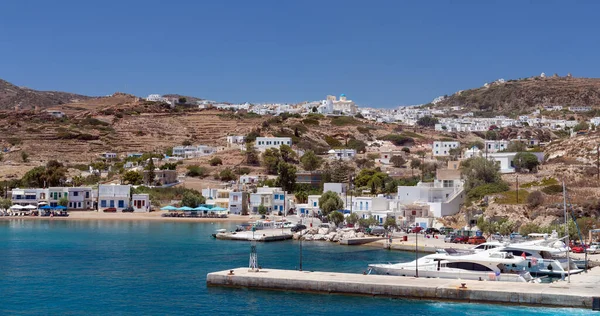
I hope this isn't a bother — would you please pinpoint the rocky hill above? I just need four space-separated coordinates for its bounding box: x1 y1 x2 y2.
435 76 600 115
0 78 91 110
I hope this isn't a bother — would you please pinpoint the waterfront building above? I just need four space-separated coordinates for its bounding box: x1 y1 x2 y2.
10 188 48 206
132 194 150 212
228 191 248 215
66 187 93 210
98 184 131 211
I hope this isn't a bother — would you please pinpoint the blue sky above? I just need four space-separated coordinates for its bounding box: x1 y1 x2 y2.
1 0 599 108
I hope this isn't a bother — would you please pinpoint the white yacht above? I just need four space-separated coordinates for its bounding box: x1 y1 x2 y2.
472 240 581 277
368 248 537 282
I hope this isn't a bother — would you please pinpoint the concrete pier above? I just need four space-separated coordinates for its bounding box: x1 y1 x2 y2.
207 268 600 310
339 237 385 245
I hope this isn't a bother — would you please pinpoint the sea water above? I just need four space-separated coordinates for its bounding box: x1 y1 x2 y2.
0 220 593 315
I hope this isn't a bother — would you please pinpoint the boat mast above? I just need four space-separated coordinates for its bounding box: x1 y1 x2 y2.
562 181 570 283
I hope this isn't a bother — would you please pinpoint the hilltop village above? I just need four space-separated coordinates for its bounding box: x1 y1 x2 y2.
1 75 600 240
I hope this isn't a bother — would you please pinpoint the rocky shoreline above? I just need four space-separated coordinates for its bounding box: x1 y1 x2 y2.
292 227 367 242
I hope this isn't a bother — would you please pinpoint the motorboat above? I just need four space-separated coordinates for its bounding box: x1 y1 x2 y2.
368 248 538 283
471 240 582 276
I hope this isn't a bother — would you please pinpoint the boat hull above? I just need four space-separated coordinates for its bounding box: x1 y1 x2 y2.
368 264 528 282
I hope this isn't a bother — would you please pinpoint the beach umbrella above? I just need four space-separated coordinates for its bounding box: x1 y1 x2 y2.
177 206 193 211
23 205 37 210
160 205 177 211
55 205 67 210
210 206 227 212
40 205 53 210
193 206 210 211
10 205 24 209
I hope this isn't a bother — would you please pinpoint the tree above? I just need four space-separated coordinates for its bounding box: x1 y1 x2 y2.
245 143 260 166
182 140 192 146
346 139 367 153
504 141 527 152
409 158 421 176
514 152 540 173
262 148 281 174
0 152 3 162
277 162 297 193
573 121 589 132
461 156 503 191
258 204 268 215
58 197 69 207
318 191 344 216
279 144 296 163
355 158 374 169
145 158 156 185
390 155 406 168
383 217 398 230
123 171 143 185
21 151 29 162
448 147 461 160
295 191 308 203
159 162 178 170
178 97 187 104
519 223 541 236
294 127 300 138
485 130 498 140
0 198 11 210
219 168 236 182
181 191 205 208
209 157 223 166
300 150 322 171
186 165 207 177
328 211 344 226
330 160 352 183
346 212 359 225
416 116 439 127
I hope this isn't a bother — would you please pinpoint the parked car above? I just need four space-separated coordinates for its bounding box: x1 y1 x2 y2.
122 207 134 213
283 222 295 228
291 224 307 233
468 236 487 245
103 208 117 213
439 227 453 235
370 226 386 236
410 226 423 233
444 234 456 243
424 228 440 235
586 243 600 254
451 235 469 244
509 233 522 240
571 244 587 253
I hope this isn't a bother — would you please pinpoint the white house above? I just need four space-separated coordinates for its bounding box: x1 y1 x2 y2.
328 149 357 160
132 194 150 212
396 180 465 218
591 117 600 126
432 141 460 156
101 152 117 159
98 184 131 211
228 191 248 215
351 196 390 224
254 137 292 152
66 187 93 210
568 106 592 112
323 183 348 195
463 148 544 173
377 151 405 165
10 188 48 206
484 140 510 153
240 175 261 184
172 145 216 158
226 136 246 147
46 110 65 118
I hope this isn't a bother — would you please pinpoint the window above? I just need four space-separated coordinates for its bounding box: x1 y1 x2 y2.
118 200 125 208
73 191 79 197
313 201 317 207
110 200 115 208
78 202 82 208
446 262 492 272
101 200 107 208
365 202 369 210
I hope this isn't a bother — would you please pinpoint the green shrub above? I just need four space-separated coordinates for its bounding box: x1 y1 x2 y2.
347 139 367 153
324 136 342 148
330 116 359 126
467 182 510 203
302 118 320 126
378 134 415 146
541 184 563 195
186 165 207 177
209 157 223 166
496 190 530 204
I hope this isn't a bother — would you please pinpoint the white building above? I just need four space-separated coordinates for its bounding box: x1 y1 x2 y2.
228 191 248 215
46 110 65 118
377 151 405 165
327 94 358 114
432 141 460 156
146 94 163 102
591 117 600 126
484 140 510 153
397 180 465 218
66 187 93 210
463 148 544 173
568 106 592 112
254 137 292 152
10 188 48 206
240 175 261 184
351 196 390 225
328 149 357 160
323 183 348 196
98 184 131 211
102 152 117 159
172 145 217 158
226 136 246 146
132 194 150 212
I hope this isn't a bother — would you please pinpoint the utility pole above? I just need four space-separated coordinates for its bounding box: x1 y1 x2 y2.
597 144 599 181
516 175 519 204
563 181 570 284
299 237 303 271
415 230 419 278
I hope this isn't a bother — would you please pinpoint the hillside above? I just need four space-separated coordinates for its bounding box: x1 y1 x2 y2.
435 76 600 115
0 78 91 110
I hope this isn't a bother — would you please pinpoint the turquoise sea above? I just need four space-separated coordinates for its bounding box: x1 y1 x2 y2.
0 220 593 315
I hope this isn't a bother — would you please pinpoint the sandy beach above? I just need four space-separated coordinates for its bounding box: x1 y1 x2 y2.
0 211 251 223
